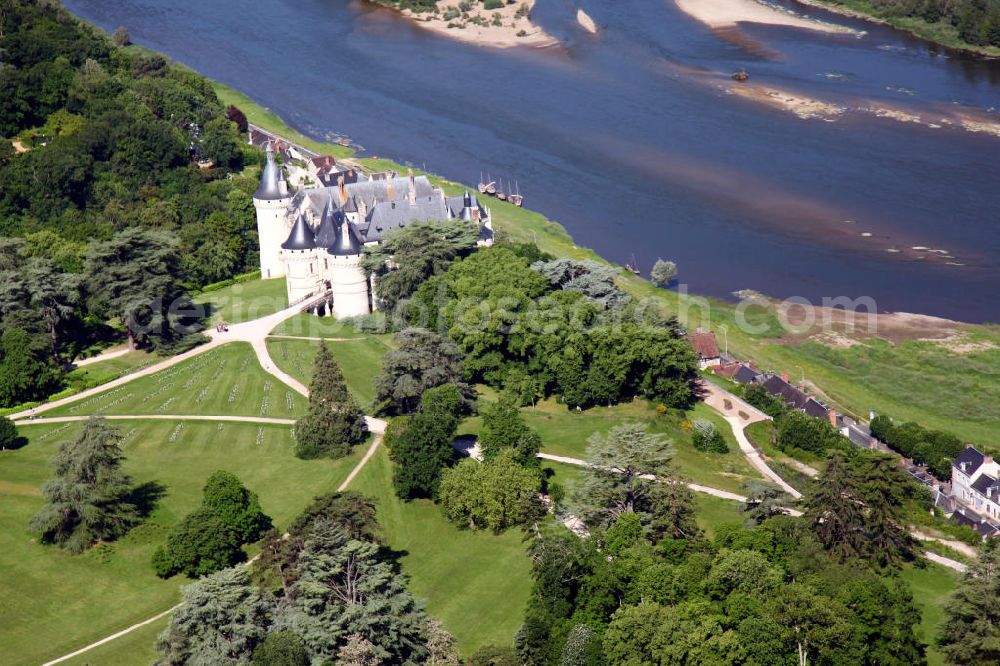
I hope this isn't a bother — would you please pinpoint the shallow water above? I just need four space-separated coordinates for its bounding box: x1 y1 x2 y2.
64 0 1000 321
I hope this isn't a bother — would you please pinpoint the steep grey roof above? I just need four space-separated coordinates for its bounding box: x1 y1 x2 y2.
314 198 339 248
329 219 362 256
761 375 809 410
254 144 286 201
733 365 761 384
446 192 484 221
971 473 999 495
282 213 315 251
803 398 829 420
358 195 451 243
954 446 985 475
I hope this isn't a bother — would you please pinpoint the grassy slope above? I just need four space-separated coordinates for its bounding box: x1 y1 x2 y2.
192 276 289 324
45 342 307 419
349 447 533 657
266 336 391 407
0 419 364 666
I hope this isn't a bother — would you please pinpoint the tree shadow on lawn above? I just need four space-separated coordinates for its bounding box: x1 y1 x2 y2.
127 480 168 519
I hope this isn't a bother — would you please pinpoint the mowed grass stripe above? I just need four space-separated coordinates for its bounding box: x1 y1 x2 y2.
44 343 307 419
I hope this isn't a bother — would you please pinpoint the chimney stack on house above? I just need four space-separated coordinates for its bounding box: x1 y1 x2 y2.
780 372 790 383
828 409 838 429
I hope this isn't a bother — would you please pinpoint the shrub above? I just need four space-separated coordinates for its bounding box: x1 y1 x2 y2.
692 419 728 454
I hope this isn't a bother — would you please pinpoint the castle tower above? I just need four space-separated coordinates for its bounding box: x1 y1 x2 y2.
281 213 320 304
253 143 293 279
328 219 370 317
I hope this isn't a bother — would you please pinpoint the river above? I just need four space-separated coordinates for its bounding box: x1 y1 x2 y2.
64 0 1000 322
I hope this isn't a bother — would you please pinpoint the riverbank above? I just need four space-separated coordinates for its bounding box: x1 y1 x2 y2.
371 0 557 49
675 0 855 34
793 0 1000 57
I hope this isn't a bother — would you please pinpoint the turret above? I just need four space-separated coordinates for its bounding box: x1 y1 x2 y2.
327 218 369 317
281 213 320 304
253 143 293 279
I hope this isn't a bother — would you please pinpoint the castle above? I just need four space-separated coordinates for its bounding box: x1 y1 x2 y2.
252 144 492 317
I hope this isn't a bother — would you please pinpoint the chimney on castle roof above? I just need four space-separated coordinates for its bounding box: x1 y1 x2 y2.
407 168 416 206
338 175 346 204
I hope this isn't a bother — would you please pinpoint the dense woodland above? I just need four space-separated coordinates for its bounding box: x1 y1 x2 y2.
825 0 1000 47
0 1 260 406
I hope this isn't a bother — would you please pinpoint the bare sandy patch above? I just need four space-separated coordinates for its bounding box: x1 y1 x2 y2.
577 9 598 34
675 0 854 34
727 83 846 120
399 0 557 49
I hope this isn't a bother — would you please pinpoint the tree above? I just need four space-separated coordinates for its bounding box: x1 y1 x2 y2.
0 327 61 407
200 117 243 169
438 449 543 532
154 471 271 577
156 567 271 665
572 422 697 539
112 26 131 47
288 491 379 543
778 411 841 455
29 417 140 553
363 219 479 312
604 601 740 665
742 384 787 419
803 452 914 566
0 415 21 450
939 538 1000 664
691 419 728 453
272 525 430 664
559 624 602 666
23 257 81 360
153 508 244 578
295 343 367 459
202 470 272 542
373 328 472 415
531 258 629 309
336 634 384 666
84 228 198 350
649 259 677 287
425 619 461 666
252 631 310 666
389 387 461 499
478 397 541 464
767 583 856 666
740 480 790 525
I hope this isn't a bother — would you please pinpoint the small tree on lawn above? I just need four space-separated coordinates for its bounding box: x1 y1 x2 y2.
389 386 461 499
29 416 140 553
295 343 367 459
691 419 728 453
478 396 542 465
740 480 790 525
649 259 677 287
439 449 543 532
0 415 20 450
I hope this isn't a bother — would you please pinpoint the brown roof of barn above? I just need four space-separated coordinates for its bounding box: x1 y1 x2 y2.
687 331 720 360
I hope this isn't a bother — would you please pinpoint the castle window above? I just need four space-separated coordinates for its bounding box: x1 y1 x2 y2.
309 263 313 274
324 258 328 270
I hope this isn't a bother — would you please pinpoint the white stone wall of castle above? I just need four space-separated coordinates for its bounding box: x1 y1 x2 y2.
283 249 322 303
254 197 292 279
328 254 370 317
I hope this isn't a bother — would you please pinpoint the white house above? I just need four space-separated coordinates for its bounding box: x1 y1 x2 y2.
952 445 1000 521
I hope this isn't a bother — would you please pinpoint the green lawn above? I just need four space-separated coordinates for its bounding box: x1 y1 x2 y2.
270 313 369 338
901 563 960 666
0 419 364 666
68 349 162 384
349 447 532 657
266 337 390 408
193 277 288 324
62 615 167 666
45 343 307 419
693 493 746 538
464 398 764 494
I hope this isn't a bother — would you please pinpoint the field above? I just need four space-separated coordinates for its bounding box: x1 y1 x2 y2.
270 313 370 338
192 277 289 324
0 419 365 666
266 337 391 407
46 343 307 419
349 447 533 657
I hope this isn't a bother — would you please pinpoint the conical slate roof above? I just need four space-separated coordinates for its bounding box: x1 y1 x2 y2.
314 197 338 248
281 213 316 250
329 219 362 256
254 144 286 200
